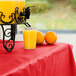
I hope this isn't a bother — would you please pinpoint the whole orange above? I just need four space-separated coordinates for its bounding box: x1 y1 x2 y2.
45 32 57 44
36 31 44 45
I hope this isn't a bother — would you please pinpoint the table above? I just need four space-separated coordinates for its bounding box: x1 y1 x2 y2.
0 40 75 76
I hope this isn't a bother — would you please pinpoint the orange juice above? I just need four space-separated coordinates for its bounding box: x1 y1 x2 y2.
0 0 25 24
23 30 37 49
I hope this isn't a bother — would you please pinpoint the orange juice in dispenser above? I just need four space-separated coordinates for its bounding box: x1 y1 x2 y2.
0 0 25 24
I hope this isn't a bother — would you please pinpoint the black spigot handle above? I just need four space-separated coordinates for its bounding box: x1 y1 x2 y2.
20 6 35 19
25 6 35 19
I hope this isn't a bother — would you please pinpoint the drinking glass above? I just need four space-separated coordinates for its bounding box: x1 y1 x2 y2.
23 27 37 49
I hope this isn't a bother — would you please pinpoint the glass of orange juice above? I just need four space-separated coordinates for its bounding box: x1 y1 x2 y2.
23 27 37 49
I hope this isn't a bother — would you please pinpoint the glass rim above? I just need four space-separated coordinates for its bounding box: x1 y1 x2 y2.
23 27 37 30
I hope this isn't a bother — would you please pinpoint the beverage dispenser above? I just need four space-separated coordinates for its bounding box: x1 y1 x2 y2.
0 0 33 52
0 0 25 23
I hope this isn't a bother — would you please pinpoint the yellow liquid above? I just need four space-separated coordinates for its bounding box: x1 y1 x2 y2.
0 1 25 24
23 30 37 49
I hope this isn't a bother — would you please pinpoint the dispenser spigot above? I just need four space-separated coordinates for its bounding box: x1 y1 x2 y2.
20 6 35 19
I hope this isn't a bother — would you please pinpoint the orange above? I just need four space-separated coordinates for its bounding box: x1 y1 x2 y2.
45 32 57 44
36 31 44 45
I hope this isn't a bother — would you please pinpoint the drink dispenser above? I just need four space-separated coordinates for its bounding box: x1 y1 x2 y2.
0 0 26 24
0 0 33 52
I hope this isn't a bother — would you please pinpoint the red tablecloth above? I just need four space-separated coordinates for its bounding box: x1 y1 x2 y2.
0 40 75 76
75 66 76 76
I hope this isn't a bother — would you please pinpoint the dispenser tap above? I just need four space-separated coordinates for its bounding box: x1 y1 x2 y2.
20 6 35 19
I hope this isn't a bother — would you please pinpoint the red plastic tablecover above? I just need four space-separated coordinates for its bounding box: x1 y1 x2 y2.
0 40 75 76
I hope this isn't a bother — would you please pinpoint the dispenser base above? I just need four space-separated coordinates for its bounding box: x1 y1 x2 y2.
0 24 16 52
